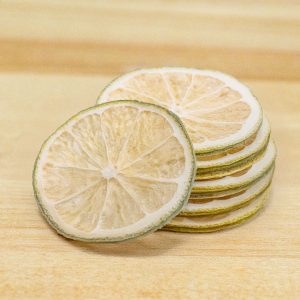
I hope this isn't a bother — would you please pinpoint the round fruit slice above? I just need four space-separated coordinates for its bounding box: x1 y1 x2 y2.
163 188 269 233
97 67 262 156
192 140 276 196
190 164 274 201
33 100 196 242
195 116 270 180
181 165 274 216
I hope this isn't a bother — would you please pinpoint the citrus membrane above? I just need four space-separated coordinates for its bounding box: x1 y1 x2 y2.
97 67 262 156
192 140 276 194
181 165 274 216
33 101 196 242
195 116 270 180
163 188 269 233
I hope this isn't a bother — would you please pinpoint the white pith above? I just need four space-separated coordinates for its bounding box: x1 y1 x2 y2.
34 101 195 241
101 166 117 179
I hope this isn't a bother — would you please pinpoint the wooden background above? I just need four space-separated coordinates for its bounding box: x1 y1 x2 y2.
0 1 299 299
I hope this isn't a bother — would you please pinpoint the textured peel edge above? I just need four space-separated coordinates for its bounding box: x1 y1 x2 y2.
163 189 269 233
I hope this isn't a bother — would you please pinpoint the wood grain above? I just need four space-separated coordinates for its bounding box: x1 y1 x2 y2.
0 1 300 299
0 0 300 80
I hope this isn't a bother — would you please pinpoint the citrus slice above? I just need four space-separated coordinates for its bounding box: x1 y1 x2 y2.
97 67 262 156
192 140 276 196
33 100 196 242
181 165 274 216
196 116 270 180
163 188 269 233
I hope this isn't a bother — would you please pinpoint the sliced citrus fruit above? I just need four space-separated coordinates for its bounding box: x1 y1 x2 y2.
196 116 270 180
33 100 196 242
181 165 274 216
192 140 276 197
163 188 269 233
97 67 262 157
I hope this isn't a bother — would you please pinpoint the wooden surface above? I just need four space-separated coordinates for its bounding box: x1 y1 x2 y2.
0 1 300 299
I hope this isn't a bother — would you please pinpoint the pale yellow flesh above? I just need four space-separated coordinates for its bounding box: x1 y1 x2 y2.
34 102 195 241
98 68 262 154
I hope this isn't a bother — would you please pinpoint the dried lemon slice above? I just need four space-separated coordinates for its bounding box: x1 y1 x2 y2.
33 101 196 242
192 140 276 196
181 165 274 216
195 116 270 180
163 188 269 233
97 67 262 157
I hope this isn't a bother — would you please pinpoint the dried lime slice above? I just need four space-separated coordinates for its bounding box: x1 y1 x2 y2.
33 101 196 242
192 140 276 196
181 165 274 216
97 67 262 157
163 188 269 233
196 116 270 180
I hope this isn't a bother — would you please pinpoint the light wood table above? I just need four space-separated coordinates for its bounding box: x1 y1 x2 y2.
0 1 299 299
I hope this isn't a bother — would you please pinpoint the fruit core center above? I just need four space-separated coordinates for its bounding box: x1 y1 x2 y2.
101 166 117 179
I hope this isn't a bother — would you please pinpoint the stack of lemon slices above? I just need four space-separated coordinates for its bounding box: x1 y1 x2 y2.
33 67 276 242
96 68 276 234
